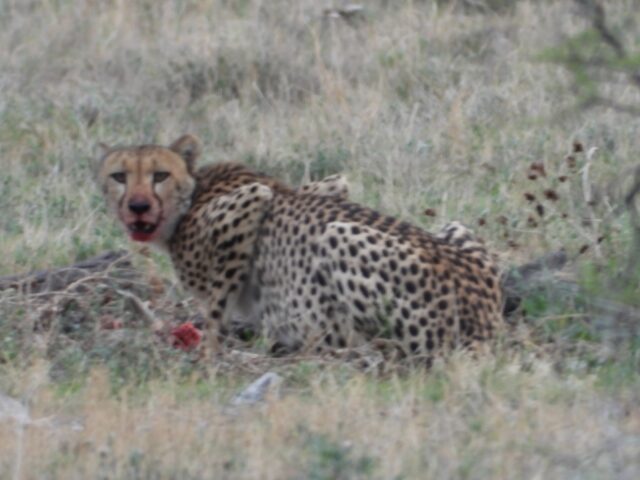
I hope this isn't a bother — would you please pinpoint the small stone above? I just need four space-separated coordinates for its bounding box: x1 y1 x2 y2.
231 372 283 407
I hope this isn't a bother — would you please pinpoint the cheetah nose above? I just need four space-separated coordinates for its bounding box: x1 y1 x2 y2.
128 199 151 215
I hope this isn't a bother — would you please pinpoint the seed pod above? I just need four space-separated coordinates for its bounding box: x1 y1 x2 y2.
530 162 547 177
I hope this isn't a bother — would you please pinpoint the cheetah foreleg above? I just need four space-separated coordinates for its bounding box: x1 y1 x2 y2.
196 183 273 349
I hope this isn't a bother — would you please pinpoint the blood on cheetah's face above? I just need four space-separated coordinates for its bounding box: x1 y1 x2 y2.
97 135 200 244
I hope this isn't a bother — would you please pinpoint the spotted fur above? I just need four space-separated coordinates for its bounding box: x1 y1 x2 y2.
99 135 504 362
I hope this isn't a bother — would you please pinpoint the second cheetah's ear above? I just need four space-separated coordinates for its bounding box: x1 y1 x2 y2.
169 134 201 173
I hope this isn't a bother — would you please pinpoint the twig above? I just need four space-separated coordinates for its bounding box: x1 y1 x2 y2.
114 288 158 328
623 166 640 280
581 146 603 257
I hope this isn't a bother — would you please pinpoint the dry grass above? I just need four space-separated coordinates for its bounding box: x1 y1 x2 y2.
1 356 639 479
1 1 640 478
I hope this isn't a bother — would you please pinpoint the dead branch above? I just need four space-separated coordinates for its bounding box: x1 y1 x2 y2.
502 250 568 316
558 1 640 115
576 0 640 88
114 288 158 328
623 166 640 280
502 250 640 345
502 251 569 293
0 250 135 294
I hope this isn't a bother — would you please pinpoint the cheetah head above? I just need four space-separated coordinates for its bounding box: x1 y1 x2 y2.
97 135 200 245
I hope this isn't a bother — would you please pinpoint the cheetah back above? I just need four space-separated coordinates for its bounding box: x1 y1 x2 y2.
253 192 503 359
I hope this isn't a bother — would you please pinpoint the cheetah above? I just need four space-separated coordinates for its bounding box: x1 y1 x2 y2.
296 173 349 200
98 135 504 362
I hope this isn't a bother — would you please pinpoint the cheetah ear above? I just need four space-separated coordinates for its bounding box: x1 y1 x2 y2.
169 134 201 172
93 142 113 172
96 142 111 158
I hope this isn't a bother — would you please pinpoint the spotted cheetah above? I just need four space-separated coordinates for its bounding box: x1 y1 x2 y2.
98 135 504 362
296 173 349 200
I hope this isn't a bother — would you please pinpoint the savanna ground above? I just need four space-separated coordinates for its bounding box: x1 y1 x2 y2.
1 1 640 478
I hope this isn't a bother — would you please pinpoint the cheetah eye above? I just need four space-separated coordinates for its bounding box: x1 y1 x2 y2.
110 172 126 184
153 172 170 183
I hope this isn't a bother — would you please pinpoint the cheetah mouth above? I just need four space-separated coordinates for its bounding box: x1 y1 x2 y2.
127 220 159 241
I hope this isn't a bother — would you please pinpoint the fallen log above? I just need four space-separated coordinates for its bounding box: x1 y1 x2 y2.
501 250 568 316
0 250 135 294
